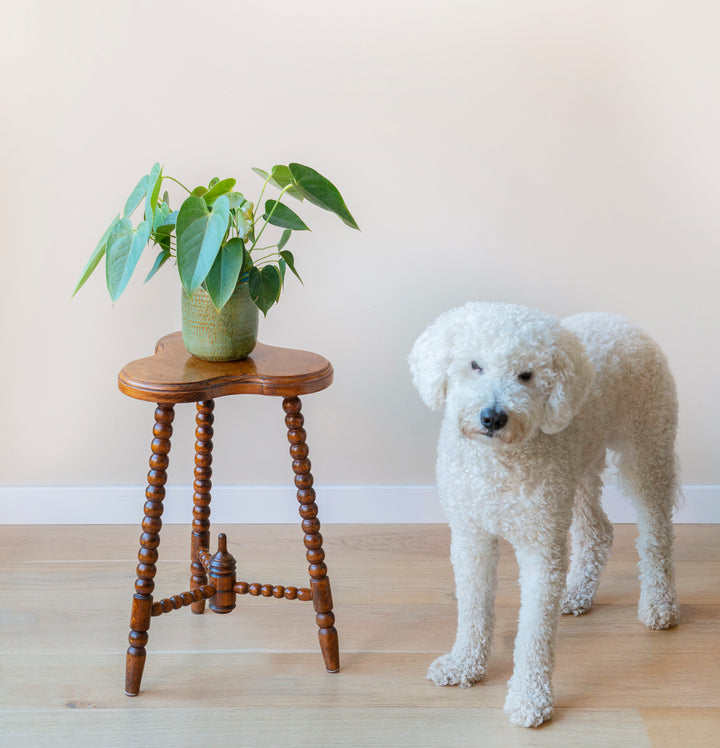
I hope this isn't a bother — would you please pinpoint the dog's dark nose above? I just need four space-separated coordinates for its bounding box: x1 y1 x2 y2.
480 407 508 432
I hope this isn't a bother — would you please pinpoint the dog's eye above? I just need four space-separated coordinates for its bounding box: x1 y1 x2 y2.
471 361 484 374
518 371 533 382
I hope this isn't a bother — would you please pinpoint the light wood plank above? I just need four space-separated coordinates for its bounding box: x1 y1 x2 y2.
2 523 715 562
641 707 720 748
2 649 717 711
0 707 652 748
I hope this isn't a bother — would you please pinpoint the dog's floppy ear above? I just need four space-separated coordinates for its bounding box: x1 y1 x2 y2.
408 309 460 411
541 327 595 434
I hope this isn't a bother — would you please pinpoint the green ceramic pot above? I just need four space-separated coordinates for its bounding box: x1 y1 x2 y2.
181 281 259 361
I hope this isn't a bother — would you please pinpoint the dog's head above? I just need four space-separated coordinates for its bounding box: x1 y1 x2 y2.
408 302 595 445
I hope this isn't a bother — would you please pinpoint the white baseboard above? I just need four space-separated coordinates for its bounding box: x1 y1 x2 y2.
0 485 717 524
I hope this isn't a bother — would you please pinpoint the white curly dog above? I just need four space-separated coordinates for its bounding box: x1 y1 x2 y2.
408 302 680 728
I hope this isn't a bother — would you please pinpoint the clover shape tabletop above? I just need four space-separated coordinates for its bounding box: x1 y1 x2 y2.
118 332 334 403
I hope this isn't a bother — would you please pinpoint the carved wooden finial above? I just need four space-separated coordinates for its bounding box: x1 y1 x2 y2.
209 533 237 614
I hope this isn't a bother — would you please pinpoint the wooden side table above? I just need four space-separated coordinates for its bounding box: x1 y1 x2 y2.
118 332 339 696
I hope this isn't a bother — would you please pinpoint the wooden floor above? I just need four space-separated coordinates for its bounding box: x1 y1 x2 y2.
0 523 718 747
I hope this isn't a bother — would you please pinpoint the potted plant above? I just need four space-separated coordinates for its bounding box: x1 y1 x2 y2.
74 162 359 360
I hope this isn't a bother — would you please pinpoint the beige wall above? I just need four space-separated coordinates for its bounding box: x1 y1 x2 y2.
2 1 718 493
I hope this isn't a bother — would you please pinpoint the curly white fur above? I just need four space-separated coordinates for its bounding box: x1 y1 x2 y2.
409 302 680 728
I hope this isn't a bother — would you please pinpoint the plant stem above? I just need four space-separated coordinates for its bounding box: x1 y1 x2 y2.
254 251 281 264
253 174 272 229
250 184 292 252
163 175 192 193
252 244 279 253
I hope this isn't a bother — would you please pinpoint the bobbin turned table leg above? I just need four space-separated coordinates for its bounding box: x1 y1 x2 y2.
125 403 174 696
283 396 339 673
191 400 214 614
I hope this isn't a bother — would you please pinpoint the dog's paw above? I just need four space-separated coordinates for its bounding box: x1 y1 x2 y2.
561 586 594 616
427 652 485 688
504 677 554 728
639 592 681 629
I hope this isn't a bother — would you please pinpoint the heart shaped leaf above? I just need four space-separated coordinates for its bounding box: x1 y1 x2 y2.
288 163 359 229
204 237 246 310
248 264 281 315
176 194 230 295
263 200 309 231
203 177 236 206
106 218 151 301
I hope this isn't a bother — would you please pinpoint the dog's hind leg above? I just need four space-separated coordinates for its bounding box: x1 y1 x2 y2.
561 463 614 616
427 525 498 688
617 435 681 629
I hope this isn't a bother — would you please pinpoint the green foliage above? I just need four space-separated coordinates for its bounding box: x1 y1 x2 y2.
176 194 231 295
289 163 359 230
106 218 151 302
204 237 246 310
249 265 282 316
74 161 359 314
263 200 309 231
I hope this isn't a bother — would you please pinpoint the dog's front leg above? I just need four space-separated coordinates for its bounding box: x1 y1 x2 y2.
428 525 498 688
504 545 567 728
